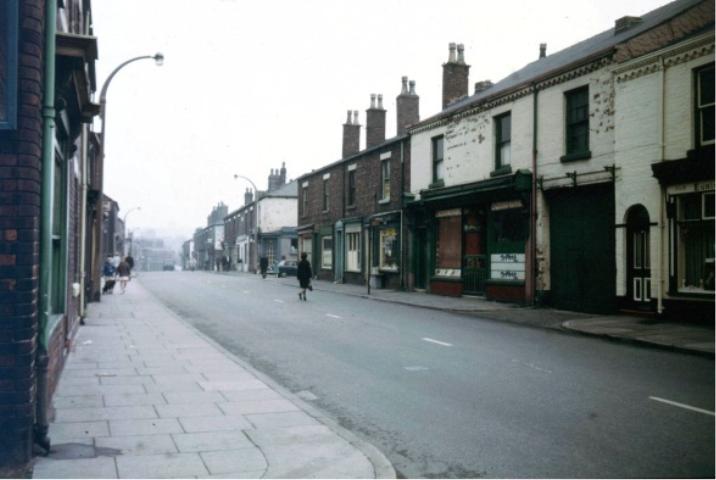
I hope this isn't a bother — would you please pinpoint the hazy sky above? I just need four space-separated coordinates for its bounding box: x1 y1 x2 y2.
92 0 669 238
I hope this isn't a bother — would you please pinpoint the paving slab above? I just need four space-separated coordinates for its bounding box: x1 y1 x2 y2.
177 415 252 433
94 434 178 456
199 449 267 475
33 457 117 479
108 418 184 437
115 452 208 478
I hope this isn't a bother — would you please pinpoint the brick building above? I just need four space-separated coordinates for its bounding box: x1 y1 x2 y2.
0 0 100 474
297 78 416 288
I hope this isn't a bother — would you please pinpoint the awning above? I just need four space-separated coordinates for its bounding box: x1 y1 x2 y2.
652 146 715 186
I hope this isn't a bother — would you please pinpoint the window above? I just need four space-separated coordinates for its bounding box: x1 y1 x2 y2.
435 214 461 276
321 236 333 269
322 179 329 211
380 160 390 201
0 0 19 129
347 170 356 206
432 135 444 183
676 192 715 293
495 112 511 170
696 64 715 146
301 188 308 216
300 236 312 262
564 86 590 159
346 231 360 272
379 228 398 271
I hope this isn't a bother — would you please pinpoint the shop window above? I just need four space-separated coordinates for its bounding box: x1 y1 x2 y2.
346 231 360 272
696 64 715 146
562 86 590 161
380 160 390 201
321 236 333 269
0 0 18 129
435 214 461 275
495 112 511 170
432 135 444 184
379 227 398 271
676 192 715 293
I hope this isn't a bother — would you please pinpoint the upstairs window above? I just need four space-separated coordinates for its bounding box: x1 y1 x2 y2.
347 169 356 206
380 159 390 201
301 187 308 216
495 112 511 170
322 178 329 211
564 86 590 160
696 64 715 146
432 135 444 184
0 0 18 130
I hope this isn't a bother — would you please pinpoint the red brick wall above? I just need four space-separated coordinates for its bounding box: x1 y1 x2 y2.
0 0 44 474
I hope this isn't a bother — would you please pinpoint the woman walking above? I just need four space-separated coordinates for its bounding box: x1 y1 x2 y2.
296 252 312 301
117 257 131 294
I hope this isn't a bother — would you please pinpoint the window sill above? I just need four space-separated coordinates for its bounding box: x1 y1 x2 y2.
429 179 445 189
346 204 356 211
560 150 592 163
490 165 512 177
378 198 390 205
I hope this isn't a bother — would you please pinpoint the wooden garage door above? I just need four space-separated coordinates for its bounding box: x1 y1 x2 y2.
549 184 616 314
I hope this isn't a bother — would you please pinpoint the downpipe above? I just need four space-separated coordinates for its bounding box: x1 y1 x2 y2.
33 350 51 454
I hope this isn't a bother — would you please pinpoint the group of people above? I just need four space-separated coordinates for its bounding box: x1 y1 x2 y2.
102 254 133 294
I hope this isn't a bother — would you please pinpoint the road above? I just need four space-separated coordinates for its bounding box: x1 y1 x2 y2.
138 271 714 478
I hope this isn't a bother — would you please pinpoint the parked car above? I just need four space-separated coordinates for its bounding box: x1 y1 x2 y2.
277 259 298 277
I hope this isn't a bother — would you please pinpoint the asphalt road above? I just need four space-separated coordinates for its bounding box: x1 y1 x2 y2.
138 271 714 478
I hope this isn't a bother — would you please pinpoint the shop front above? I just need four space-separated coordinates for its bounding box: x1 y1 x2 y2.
367 212 402 290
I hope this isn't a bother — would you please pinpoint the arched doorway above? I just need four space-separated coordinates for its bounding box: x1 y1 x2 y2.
626 204 652 309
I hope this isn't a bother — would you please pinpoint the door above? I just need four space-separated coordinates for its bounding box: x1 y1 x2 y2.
415 227 427 289
462 208 487 294
626 205 652 308
549 184 616 314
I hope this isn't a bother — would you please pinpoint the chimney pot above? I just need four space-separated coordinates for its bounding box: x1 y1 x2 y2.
346 110 352 124
539 43 547 58
377 94 383 110
457 43 465 64
409 80 416 95
370 94 376 109
401 76 408 94
353 110 359 124
448 42 457 63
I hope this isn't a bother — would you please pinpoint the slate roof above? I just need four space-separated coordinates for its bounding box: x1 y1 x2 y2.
414 0 707 128
265 180 298 198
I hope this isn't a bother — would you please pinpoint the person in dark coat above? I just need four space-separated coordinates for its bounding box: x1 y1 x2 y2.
296 252 312 301
259 256 269 278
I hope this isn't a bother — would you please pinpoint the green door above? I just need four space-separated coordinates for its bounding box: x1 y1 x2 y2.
548 184 615 314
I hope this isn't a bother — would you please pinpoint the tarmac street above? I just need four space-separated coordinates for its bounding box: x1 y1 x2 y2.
135 271 715 479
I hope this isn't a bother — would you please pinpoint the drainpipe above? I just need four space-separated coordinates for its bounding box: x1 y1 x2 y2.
400 139 405 290
530 83 539 305
36 0 57 454
657 56 665 315
79 125 88 321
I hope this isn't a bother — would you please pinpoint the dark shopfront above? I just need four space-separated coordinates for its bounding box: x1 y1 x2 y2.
408 171 532 302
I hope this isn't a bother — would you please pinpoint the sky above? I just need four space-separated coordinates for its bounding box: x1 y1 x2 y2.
92 0 671 239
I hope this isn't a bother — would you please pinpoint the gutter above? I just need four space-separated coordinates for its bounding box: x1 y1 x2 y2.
36 0 57 454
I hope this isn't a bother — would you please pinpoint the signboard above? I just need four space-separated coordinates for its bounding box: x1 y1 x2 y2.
490 253 525 281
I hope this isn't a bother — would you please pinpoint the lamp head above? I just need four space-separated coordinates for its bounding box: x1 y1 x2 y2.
154 53 164 66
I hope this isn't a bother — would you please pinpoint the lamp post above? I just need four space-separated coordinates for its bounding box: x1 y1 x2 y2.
122 206 141 256
234 174 260 273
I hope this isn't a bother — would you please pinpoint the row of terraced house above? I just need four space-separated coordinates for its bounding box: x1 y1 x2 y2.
182 0 714 320
294 0 714 320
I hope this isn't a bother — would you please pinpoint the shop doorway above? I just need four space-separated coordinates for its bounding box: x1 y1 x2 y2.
626 204 652 308
462 208 487 295
415 227 428 290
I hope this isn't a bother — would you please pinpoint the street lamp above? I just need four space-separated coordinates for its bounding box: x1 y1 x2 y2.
122 206 141 256
233 174 260 273
99 53 164 162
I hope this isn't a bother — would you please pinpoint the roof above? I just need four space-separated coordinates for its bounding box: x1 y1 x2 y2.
413 0 707 128
264 180 298 198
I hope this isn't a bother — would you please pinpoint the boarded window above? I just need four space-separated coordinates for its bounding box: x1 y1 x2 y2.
436 215 461 270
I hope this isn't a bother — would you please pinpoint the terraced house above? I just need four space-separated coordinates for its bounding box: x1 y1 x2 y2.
405 0 714 316
297 77 415 289
0 0 101 474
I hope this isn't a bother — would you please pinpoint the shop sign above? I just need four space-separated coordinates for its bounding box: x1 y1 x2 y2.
436 208 461 218
490 253 525 281
667 181 715 195
491 200 523 211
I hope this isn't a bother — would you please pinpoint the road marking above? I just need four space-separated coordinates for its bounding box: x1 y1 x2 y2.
273 299 285 304
649 396 715 416
404 366 429 372
326 313 341 319
422 337 453 347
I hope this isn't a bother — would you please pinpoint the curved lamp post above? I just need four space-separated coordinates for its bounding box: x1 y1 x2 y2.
99 53 164 162
122 206 141 256
234 174 260 273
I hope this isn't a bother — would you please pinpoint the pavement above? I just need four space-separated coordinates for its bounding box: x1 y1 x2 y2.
32 281 395 479
268 274 714 357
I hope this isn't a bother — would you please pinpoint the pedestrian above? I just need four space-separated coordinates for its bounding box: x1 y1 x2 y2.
117 257 131 294
296 252 312 301
102 256 116 294
259 256 269 279
125 254 134 277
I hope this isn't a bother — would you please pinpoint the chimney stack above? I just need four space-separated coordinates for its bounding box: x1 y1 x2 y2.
342 109 361 158
442 42 470 109
539 43 547 59
279 162 286 185
244 188 253 206
397 76 419 135
366 93 386 148
474 80 493 94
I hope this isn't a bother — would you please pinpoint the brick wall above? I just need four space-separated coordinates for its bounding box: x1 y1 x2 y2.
0 0 44 474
